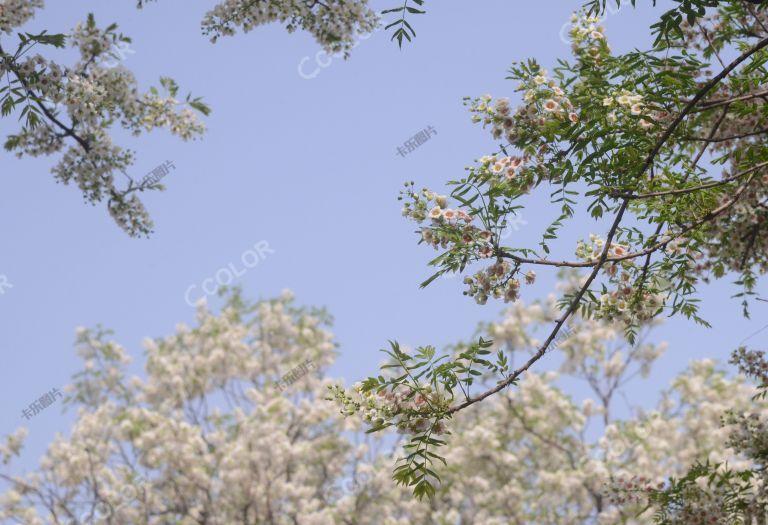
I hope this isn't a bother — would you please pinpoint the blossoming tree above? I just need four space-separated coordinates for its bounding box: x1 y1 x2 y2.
0 285 761 523
329 0 768 498
0 291 359 524
610 347 768 524
0 3 210 235
0 0 421 236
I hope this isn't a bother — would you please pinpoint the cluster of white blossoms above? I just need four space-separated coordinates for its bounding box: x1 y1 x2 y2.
1 291 356 524
195 0 379 55
568 12 611 63
386 296 754 523
612 349 768 524
461 261 532 305
401 185 490 252
0 0 41 33
400 184 540 306
595 286 665 324
466 71 579 151
0 282 762 523
3 15 208 236
601 89 658 129
703 171 768 276
575 233 630 262
477 153 528 184
574 235 667 324
329 382 449 436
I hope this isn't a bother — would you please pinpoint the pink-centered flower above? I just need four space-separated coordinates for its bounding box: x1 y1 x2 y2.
612 245 627 257
543 99 560 112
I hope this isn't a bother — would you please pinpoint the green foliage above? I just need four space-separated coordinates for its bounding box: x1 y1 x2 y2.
360 0 768 501
625 347 768 523
383 0 426 48
0 30 66 131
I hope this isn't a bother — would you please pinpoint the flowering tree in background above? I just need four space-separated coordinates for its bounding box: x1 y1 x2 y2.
0 3 209 235
3 0 768 515
0 284 762 523
330 0 768 498
610 346 768 524
0 291 363 524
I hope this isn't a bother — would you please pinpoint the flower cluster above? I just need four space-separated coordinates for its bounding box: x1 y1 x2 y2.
604 475 664 507
568 12 610 62
596 287 664 324
328 383 448 436
601 88 656 129
703 173 768 276
730 347 768 386
401 186 481 250
0 0 42 34
575 233 629 262
724 410 768 462
574 235 666 323
466 70 578 150
462 261 524 305
2 15 208 236
401 184 495 253
1 281 762 519
400 183 538 306
198 0 379 56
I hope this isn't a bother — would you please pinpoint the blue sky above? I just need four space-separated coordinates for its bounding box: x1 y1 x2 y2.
0 0 765 476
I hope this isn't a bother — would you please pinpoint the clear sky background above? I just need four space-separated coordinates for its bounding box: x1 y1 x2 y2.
0 0 766 480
